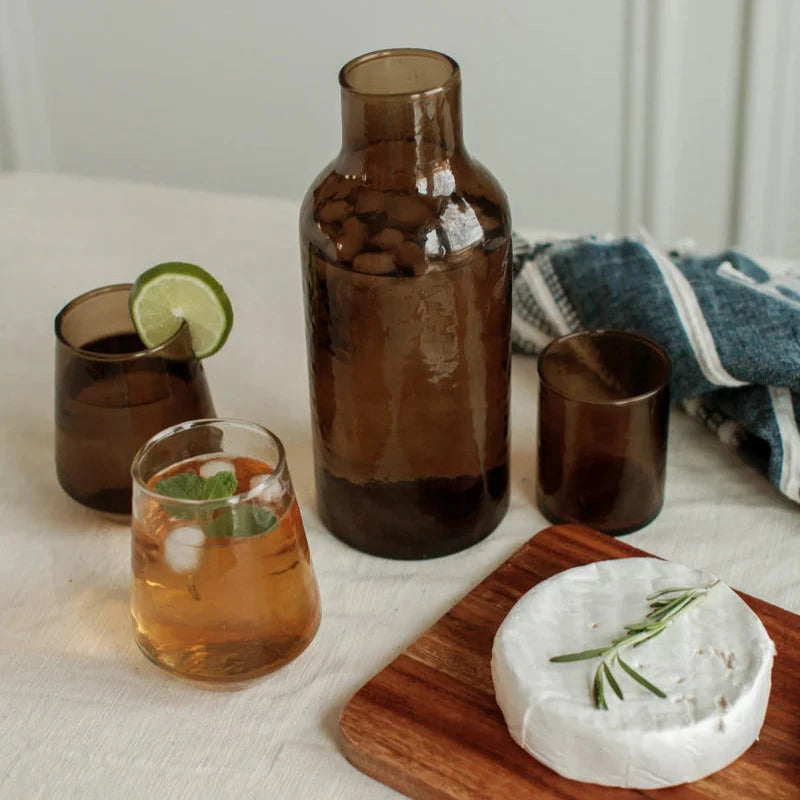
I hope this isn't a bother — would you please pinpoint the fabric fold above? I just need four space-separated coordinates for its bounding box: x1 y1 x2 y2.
511 232 800 504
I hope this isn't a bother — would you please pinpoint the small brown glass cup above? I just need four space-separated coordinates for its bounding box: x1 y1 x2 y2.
536 330 671 535
55 284 215 515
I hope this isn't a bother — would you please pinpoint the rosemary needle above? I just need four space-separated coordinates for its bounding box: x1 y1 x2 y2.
550 581 719 709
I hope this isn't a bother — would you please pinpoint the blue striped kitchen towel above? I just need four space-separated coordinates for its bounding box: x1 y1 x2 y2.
511 230 800 504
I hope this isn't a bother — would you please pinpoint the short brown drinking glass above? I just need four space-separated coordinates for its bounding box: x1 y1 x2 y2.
537 330 671 535
55 284 215 515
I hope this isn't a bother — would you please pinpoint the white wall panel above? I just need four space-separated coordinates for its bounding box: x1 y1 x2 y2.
655 0 746 249
737 0 800 258
4 0 627 235
622 0 747 250
0 0 798 257
0 0 54 170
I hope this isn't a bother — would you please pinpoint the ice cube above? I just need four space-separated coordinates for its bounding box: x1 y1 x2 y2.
249 474 284 505
199 459 235 480
353 252 396 275
164 525 204 573
476 210 501 233
316 174 353 203
317 238 338 263
386 194 431 226
354 189 385 215
394 241 426 276
335 216 367 261
371 227 405 250
318 199 352 223
475 207 505 247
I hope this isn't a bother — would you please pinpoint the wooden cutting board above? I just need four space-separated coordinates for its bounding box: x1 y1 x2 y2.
340 524 800 799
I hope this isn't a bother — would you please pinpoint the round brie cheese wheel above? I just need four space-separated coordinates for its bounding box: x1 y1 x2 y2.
491 558 775 789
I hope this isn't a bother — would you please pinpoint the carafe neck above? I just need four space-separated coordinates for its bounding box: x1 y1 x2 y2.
339 49 464 161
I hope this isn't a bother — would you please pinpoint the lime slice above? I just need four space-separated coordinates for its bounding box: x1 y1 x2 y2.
129 262 233 358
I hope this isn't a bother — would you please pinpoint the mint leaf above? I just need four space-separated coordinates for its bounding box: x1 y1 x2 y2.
155 470 277 539
202 510 232 539
156 472 204 499
156 472 204 520
233 505 278 538
202 504 279 539
201 471 237 500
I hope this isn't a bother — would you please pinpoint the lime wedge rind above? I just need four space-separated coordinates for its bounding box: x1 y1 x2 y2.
129 262 233 358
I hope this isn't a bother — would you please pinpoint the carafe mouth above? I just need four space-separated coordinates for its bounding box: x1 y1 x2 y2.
339 48 460 98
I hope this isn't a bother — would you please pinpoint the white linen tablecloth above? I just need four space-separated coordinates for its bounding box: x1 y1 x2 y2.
0 173 797 799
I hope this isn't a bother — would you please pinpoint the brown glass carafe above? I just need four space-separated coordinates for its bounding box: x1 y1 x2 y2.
299 49 511 559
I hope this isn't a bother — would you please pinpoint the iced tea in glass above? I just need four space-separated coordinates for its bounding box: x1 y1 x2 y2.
130 419 321 681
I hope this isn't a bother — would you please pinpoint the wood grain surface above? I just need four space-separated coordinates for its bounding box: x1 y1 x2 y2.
339 525 800 799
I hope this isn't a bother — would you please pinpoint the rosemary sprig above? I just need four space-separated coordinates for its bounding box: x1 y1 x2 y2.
550 581 719 709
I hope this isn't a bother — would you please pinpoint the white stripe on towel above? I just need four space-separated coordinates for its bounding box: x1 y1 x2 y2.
511 308 553 351
639 228 747 388
768 386 800 499
521 259 572 336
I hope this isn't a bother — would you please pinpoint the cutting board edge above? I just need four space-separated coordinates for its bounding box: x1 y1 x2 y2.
341 704 453 800
337 524 799 800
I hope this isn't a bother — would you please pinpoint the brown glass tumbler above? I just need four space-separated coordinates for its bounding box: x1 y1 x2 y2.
55 284 215 515
536 330 671 535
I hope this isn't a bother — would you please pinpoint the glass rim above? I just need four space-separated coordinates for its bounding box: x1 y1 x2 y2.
54 283 190 362
339 48 460 100
130 418 288 506
538 329 672 406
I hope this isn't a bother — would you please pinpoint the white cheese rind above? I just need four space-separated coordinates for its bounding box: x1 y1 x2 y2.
491 558 775 789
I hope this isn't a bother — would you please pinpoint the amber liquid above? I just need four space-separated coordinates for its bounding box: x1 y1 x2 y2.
317 466 508 559
85 332 145 354
131 455 320 681
56 332 214 514
303 175 511 559
537 457 663 536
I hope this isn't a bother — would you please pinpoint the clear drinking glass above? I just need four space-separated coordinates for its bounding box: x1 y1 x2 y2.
130 419 321 682
55 283 215 515
537 330 671 535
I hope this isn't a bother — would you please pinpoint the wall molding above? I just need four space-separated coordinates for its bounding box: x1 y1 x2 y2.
622 0 755 252
619 0 649 234
736 0 783 253
776 3 800 257
0 75 12 170
641 0 691 244
0 0 796 255
736 0 800 256
0 0 55 170
620 1 695 243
